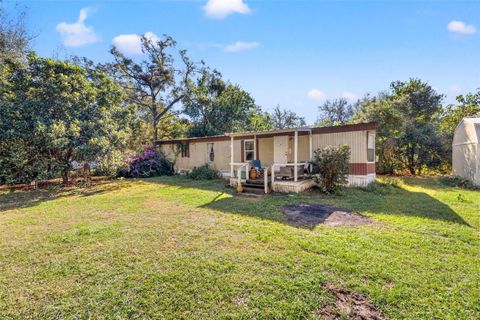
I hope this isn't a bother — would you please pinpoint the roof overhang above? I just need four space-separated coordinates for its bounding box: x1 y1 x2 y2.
155 122 377 145
226 127 312 137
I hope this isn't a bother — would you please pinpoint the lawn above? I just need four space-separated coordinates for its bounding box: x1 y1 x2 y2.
0 176 478 319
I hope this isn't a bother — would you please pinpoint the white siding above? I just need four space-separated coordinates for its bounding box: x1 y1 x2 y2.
312 131 368 163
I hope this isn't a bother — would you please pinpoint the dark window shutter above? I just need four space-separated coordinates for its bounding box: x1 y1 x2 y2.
241 140 244 162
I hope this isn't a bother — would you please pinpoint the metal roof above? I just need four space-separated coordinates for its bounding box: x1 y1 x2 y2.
226 127 312 137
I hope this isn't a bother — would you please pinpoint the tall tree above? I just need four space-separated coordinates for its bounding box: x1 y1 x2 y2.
438 89 480 167
441 89 480 136
183 68 260 137
111 35 194 143
354 79 445 175
0 53 134 184
270 105 306 129
0 2 30 64
317 98 355 126
390 79 445 174
244 109 273 132
353 94 404 173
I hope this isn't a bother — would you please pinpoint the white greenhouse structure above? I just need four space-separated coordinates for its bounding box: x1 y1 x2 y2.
452 116 480 185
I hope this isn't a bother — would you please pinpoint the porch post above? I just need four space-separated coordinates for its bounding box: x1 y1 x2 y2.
230 136 234 177
254 134 257 160
294 130 298 182
309 130 313 160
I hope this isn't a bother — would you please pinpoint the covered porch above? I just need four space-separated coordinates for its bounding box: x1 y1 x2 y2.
228 128 315 193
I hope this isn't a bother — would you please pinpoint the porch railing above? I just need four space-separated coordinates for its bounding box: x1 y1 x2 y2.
230 162 249 186
271 163 300 186
263 166 270 194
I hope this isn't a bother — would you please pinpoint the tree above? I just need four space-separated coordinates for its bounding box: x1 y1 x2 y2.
243 109 273 132
390 79 445 174
441 89 480 136
110 34 194 143
0 53 134 184
183 68 261 137
354 79 445 175
269 105 306 129
0 2 30 64
353 94 404 173
317 98 355 126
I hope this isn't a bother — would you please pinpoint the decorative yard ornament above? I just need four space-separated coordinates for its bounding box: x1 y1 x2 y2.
236 182 243 193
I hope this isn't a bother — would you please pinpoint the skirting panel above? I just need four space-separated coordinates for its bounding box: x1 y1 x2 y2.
272 180 316 193
347 174 376 186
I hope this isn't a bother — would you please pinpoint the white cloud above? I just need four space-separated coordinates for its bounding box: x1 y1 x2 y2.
223 41 259 52
447 20 477 34
342 92 357 101
307 89 326 102
203 0 251 19
112 32 160 55
56 8 100 47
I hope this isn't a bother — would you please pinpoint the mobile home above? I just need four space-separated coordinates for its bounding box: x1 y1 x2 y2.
156 122 377 193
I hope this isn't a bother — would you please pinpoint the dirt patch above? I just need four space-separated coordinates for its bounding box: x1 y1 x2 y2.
317 284 384 320
281 204 372 228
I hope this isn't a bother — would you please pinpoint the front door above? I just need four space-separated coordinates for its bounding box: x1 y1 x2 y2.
274 135 289 164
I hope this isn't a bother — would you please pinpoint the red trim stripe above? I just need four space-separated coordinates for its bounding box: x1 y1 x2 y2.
349 163 376 175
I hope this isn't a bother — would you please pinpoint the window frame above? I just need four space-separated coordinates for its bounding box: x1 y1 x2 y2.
367 132 375 163
244 139 255 162
179 142 189 158
207 143 214 163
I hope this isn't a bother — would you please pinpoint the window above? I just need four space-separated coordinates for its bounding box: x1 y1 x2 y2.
207 143 214 162
179 143 189 158
244 140 255 161
367 133 375 162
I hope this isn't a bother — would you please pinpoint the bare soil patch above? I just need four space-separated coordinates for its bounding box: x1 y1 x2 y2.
281 204 372 228
317 284 384 320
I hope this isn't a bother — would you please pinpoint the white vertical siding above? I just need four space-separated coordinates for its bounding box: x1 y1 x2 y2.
312 131 367 163
159 129 372 172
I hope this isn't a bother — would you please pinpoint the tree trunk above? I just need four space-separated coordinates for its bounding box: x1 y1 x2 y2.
61 148 73 185
152 104 158 143
152 118 159 143
152 125 158 143
408 166 416 175
61 168 69 185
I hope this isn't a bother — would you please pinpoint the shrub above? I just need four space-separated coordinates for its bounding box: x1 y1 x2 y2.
188 164 222 180
361 180 400 195
310 145 350 193
93 150 129 178
439 176 479 190
121 147 174 178
382 176 401 188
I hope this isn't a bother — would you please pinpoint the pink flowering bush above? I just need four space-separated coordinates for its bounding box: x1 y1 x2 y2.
120 147 174 178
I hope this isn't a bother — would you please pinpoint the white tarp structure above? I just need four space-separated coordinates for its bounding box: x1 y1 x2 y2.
452 117 480 185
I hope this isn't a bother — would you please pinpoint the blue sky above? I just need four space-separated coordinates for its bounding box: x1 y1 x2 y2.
6 0 480 123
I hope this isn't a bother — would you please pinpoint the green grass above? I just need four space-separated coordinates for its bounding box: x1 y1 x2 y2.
0 176 478 319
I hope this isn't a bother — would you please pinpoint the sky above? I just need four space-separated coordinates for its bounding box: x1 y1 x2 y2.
5 0 480 123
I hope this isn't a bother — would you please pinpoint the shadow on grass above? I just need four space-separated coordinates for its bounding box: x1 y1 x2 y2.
1 176 470 228
145 176 471 228
0 180 122 212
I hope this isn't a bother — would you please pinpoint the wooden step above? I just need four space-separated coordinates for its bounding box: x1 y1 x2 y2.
241 186 267 195
245 179 266 185
243 182 270 189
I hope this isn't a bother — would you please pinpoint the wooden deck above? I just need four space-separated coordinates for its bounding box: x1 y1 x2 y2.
229 177 315 194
